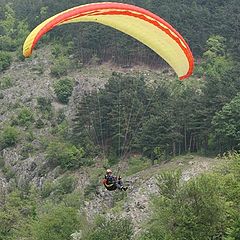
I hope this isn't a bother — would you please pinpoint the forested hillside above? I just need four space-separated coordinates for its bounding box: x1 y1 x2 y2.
0 0 240 240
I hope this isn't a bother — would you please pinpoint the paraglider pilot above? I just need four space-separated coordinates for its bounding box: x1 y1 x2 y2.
103 169 128 191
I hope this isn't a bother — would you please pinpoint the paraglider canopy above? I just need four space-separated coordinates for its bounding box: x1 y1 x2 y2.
23 2 194 79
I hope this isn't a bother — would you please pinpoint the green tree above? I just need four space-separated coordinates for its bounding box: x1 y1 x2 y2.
144 173 228 240
0 4 17 51
72 73 150 157
0 3 29 51
197 35 240 153
212 94 240 152
53 78 74 104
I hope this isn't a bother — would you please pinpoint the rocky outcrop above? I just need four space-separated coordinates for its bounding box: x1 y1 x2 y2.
0 171 7 206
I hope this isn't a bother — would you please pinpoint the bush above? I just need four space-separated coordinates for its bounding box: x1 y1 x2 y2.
37 97 52 112
55 176 76 195
0 35 16 51
31 205 80 240
51 121 69 138
25 130 35 142
46 141 85 170
226 218 240 240
0 126 19 149
156 170 181 199
153 146 165 163
0 189 37 239
0 51 12 72
85 216 133 240
16 46 26 61
50 55 70 78
35 118 45 129
2 166 15 180
0 76 13 90
41 180 55 198
56 109 65 124
41 176 76 199
84 179 99 199
20 143 34 160
53 78 74 104
51 42 74 58
17 108 34 126
51 43 63 58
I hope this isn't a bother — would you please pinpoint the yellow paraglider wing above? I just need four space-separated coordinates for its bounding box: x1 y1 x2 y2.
23 2 194 79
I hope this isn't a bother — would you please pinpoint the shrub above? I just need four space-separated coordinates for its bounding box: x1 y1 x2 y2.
226 218 240 240
17 108 34 126
31 205 80 240
50 55 70 78
55 176 76 195
0 126 19 149
62 191 83 209
85 216 133 240
46 141 85 170
153 146 165 163
51 42 74 58
41 176 76 199
37 97 52 112
25 130 35 142
51 43 63 58
0 76 13 90
0 51 12 72
84 179 99 199
35 118 45 129
16 46 26 61
156 170 181 199
2 166 15 180
56 109 65 124
0 35 16 51
51 121 69 138
20 143 34 160
41 180 55 198
53 78 74 104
